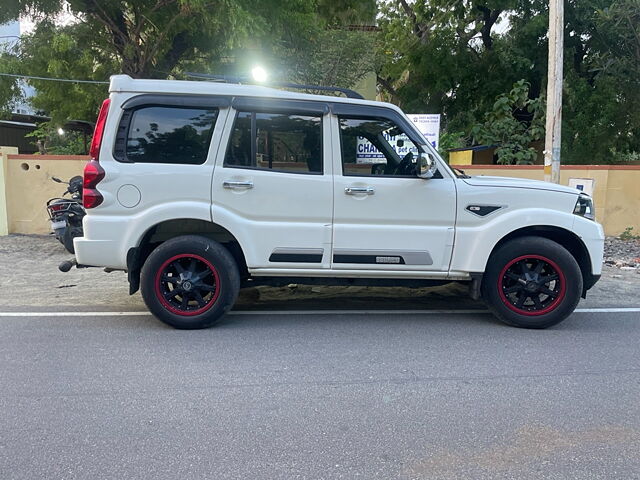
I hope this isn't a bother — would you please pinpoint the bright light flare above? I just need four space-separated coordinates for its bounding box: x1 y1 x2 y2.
251 66 268 83
57 128 65 135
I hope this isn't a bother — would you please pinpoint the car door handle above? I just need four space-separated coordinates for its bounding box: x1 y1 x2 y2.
345 186 374 195
223 181 254 190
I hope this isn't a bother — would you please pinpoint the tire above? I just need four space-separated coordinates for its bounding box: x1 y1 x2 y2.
61 225 81 254
481 236 583 329
140 235 240 329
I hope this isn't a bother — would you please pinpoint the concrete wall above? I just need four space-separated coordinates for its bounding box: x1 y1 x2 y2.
0 152 87 234
452 164 640 236
449 150 473 165
0 148 637 237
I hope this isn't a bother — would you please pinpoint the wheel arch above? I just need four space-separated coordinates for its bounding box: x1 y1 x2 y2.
487 225 595 296
126 218 248 294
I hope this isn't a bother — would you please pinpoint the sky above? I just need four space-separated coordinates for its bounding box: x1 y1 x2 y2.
20 17 35 34
20 9 76 35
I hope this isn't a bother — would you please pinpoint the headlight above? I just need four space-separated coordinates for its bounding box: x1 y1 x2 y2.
573 193 595 220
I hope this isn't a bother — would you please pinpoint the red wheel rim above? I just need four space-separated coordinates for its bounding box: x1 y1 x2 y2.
154 254 220 316
497 254 566 316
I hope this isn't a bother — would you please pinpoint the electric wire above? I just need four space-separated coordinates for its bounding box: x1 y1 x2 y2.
0 72 108 84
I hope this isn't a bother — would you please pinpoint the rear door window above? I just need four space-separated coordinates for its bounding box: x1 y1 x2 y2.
224 111 323 174
124 106 218 164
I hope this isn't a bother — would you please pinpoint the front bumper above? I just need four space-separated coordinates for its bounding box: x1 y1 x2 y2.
573 216 605 276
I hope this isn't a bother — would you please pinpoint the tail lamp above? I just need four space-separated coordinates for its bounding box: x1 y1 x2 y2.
84 98 110 209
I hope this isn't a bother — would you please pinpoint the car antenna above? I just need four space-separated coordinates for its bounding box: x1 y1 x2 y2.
184 72 365 100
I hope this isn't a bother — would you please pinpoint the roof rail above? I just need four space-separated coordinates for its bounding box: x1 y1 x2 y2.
184 72 365 100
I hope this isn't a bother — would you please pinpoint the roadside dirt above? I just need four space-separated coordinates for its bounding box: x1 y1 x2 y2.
0 234 638 311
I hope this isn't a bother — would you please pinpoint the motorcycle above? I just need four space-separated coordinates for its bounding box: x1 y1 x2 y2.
46 175 85 254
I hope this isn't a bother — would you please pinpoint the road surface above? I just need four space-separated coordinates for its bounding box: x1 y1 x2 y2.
1 308 639 479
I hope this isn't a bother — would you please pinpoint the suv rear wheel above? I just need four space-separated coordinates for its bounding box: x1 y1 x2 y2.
140 235 240 329
482 236 583 329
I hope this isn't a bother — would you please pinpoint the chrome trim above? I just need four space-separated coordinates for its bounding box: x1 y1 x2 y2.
464 204 506 217
223 181 254 189
333 249 433 265
345 186 375 195
247 268 469 280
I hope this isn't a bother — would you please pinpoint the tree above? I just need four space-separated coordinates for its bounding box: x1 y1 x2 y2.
562 0 640 164
376 0 521 118
269 28 377 89
1 0 249 78
0 0 250 123
0 20 116 123
376 0 640 164
471 80 545 164
0 0 377 124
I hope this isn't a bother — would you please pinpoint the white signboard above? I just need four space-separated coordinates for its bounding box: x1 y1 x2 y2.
407 114 441 150
568 178 595 196
355 114 441 164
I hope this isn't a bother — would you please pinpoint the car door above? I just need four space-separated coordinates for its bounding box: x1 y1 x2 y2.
330 105 457 272
211 98 333 269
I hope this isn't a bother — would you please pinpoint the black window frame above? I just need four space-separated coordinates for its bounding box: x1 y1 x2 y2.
331 103 443 179
329 103 424 145
223 102 326 176
337 114 425 179
113 94 229 164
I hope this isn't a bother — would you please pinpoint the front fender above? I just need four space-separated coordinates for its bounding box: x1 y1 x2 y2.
450 207 577 273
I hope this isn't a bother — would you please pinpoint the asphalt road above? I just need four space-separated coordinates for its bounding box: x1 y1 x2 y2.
1 309 640 479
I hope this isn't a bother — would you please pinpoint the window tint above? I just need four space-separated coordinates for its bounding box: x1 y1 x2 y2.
125 107 218 164
339 116 421 177
225 111 322 174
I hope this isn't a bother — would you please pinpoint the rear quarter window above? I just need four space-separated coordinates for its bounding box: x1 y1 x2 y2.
122 106 218 164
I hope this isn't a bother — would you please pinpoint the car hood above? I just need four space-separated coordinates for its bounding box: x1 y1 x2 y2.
462 175 581 195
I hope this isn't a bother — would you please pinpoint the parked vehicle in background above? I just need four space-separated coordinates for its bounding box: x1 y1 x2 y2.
46 175 85 254
67 75 604 330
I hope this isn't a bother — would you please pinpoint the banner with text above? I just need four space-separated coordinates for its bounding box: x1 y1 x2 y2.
355 114 441 164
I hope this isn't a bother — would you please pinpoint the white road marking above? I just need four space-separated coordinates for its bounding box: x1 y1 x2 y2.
0 311 151 317
0 308 639 317
576 308 640 313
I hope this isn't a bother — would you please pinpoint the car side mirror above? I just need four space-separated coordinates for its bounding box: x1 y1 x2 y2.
416 153 437 179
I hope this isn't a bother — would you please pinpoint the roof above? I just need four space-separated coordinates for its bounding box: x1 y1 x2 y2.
107 75 436 153
109 75 399 113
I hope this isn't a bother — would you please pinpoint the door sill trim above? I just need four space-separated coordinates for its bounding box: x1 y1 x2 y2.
248 268 470 280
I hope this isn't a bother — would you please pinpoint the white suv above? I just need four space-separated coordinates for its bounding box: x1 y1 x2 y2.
73 74 604 329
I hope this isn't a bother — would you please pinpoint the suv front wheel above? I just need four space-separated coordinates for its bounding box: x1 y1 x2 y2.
140 235 240 329
482 236 583 329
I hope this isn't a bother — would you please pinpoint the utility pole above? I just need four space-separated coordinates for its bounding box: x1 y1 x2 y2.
544 0 564 183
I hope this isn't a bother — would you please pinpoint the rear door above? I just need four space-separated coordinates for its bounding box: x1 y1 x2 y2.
108 94 227 224
211 98 333 269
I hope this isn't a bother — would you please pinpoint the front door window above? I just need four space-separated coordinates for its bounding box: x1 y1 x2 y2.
338 116 421 177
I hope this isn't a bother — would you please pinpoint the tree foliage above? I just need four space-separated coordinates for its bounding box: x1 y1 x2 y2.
1 0 249 78
471 80 545 164
377 0 640 164
0 0 376 123
25 122 88 154
4 0 637 165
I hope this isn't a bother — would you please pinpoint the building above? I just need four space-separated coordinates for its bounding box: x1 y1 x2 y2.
0 20 36 115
